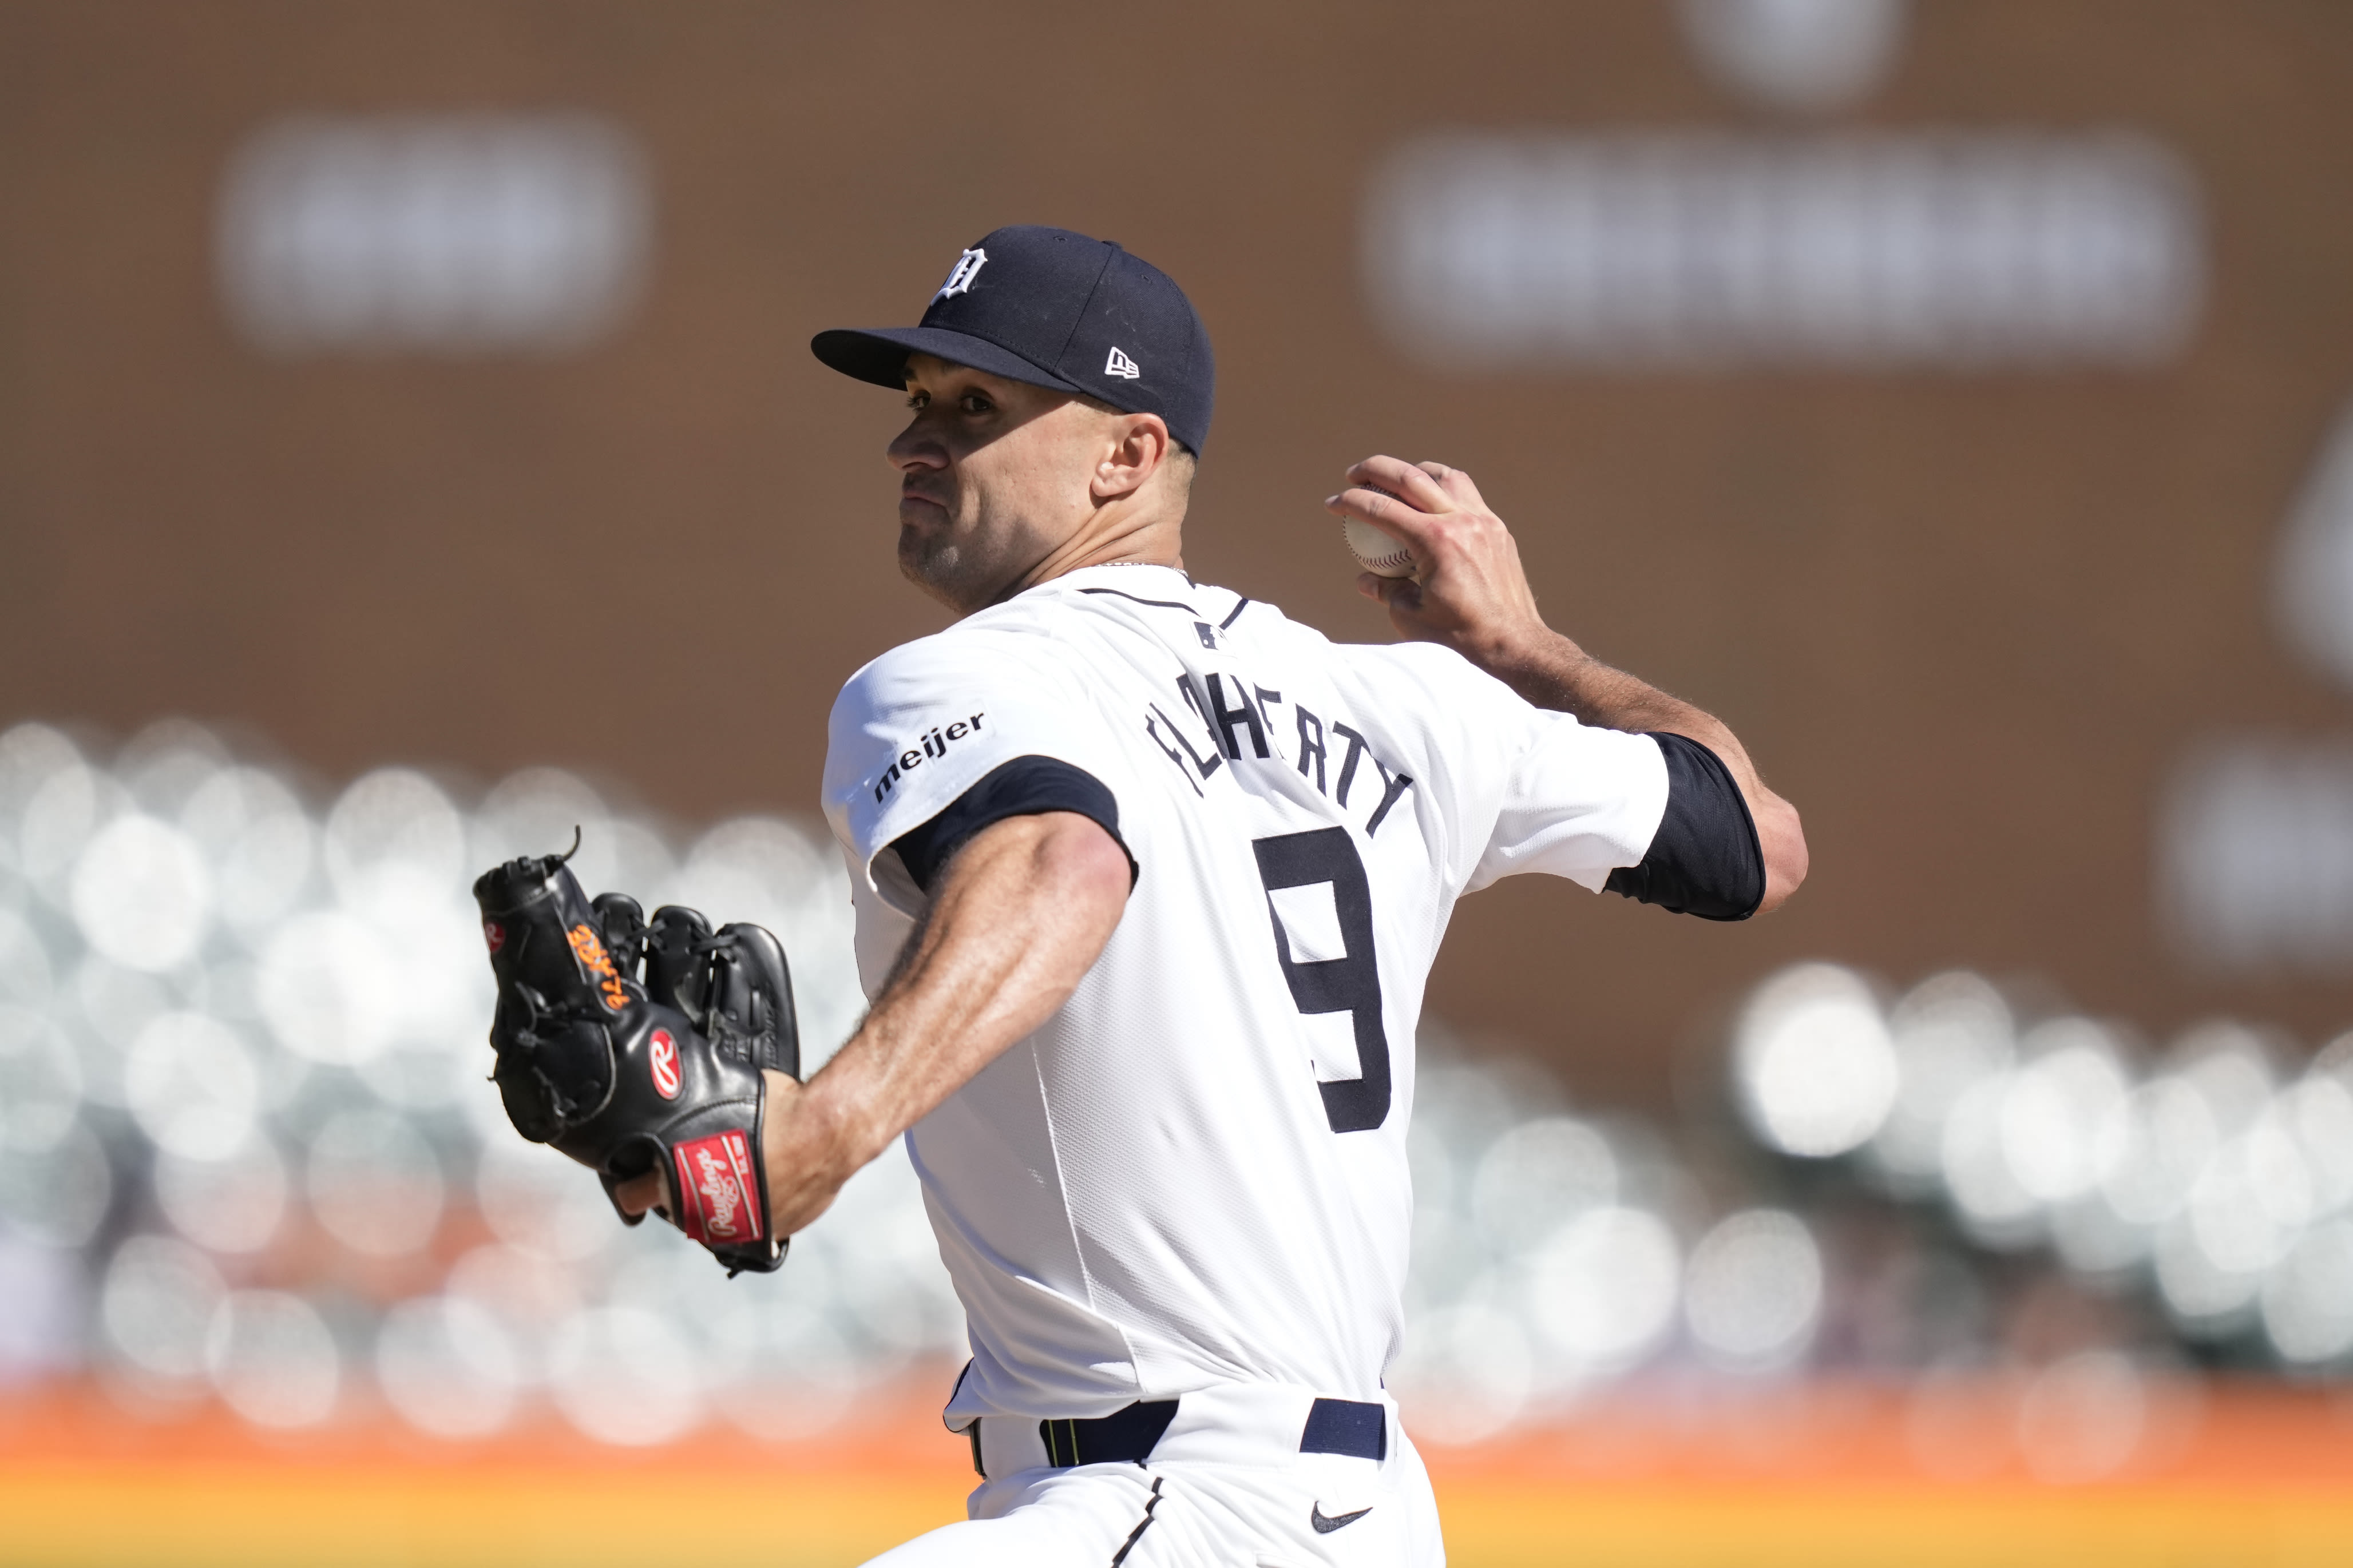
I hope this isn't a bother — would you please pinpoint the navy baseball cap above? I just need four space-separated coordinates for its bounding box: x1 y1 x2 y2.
811 225 1215 454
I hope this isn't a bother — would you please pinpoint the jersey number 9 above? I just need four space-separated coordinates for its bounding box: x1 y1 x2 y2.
1252 828 1391 1133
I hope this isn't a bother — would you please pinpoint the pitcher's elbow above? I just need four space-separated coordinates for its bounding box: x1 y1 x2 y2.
1752 796 1807 916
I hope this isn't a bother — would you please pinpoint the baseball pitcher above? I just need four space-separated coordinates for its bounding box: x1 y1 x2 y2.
524 225 1805 1566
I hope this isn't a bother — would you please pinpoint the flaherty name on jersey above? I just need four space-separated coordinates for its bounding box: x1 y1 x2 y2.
1146 627 1415 835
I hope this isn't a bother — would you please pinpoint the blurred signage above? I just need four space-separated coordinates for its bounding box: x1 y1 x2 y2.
1679 0 1908 114
2275 400 2353 691
2162 739 2353 972
1364 132 2202 370
215 114 650 355
2164 402 2353 976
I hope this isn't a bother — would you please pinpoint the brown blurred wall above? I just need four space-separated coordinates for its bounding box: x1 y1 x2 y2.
5 1 2353 1108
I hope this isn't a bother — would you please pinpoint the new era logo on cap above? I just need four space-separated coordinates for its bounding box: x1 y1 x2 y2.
810 225 1215 454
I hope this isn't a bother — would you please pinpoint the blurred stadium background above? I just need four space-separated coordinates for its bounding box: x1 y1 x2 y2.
6 2 2353 1563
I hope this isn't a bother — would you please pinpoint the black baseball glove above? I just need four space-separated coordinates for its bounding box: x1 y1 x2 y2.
472 834 801 1275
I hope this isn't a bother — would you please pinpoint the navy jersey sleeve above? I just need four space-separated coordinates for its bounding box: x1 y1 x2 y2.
889 755 1136 894
1603 733 1765 921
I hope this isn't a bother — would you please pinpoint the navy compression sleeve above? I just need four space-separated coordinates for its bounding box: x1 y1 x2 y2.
1603 733 1765 921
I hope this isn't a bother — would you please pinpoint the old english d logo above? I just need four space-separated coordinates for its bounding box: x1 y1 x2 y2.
936 248 987 299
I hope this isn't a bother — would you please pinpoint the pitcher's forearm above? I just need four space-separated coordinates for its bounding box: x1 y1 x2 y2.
1483 628 1761 790
1487 625 1805 912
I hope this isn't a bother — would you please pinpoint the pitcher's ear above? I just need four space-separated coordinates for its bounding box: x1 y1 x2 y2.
1091 413 1172 501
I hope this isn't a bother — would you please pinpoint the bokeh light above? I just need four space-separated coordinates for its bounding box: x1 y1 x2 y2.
69 814 211 971
100 1235 224 1388
306 1107 446 1257
124 1012 259 1160
7 719 2353 1458
2261 1217 2353 1367
2014 1352 2149 1483
207 1288 340 1428
0 720 938 1448
1871 970 2014 1189
549 1305 704 1447
376 1295 521 1440
153 1138 289 1256
0 1120 113 1252
1524 1205 1682 1379
1684 1209 1825 1372
1735 962 1898 1157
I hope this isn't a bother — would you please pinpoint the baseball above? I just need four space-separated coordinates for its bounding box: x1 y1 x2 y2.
1344 483 1416 577
1344 517 1415 578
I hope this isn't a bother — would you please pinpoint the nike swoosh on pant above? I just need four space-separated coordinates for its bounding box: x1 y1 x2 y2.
1310 1504 1373 1534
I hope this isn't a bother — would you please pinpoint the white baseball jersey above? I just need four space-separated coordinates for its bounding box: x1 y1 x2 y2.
819 564 1667 1431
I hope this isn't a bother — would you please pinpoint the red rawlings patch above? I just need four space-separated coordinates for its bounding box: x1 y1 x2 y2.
483 920 505 954
649 1028 682 1100
670 1130 764 1246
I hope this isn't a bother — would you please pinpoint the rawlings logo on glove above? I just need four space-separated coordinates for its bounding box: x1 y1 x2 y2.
674 1130 762 1245
471 833 801 1275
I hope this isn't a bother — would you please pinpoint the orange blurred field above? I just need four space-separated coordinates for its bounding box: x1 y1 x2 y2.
4 1380 2350 1567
